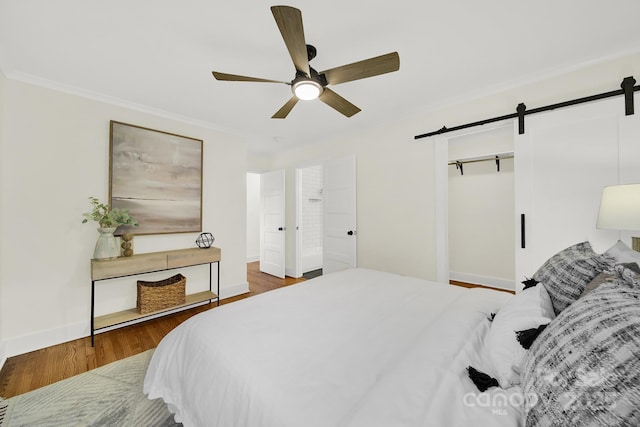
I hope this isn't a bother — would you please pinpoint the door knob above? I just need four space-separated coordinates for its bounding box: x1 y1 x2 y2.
347 230 356 236
278 227 284 231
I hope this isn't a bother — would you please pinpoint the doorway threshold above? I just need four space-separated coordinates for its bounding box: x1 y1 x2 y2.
303 269 323 280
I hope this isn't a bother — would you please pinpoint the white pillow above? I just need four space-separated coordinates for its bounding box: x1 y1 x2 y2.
485 284 555 388
605 240 640 264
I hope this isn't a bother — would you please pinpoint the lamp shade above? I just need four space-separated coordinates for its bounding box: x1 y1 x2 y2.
596 184 640 230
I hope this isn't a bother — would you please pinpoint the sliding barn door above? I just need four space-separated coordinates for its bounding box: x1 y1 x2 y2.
514 96 640 285
323 155 357 275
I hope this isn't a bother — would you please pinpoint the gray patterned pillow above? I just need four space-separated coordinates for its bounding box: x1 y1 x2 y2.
521 280 640 426
532 241 613 314
605 240 640 265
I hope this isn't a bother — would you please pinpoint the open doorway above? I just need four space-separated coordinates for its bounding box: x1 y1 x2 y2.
447 127 515 290
246 170 286 279
296 165 323 278
434 124 515 291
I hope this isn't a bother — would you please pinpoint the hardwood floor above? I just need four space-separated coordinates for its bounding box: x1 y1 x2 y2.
0 262 305 398
449 280 515 294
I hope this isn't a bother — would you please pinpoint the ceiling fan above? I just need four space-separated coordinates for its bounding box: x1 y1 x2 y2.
212 5 400 119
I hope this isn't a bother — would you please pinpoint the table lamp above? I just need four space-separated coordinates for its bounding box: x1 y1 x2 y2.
597 184 640 252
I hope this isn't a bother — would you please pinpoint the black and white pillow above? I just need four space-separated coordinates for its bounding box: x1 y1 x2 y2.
532 241 613 314
521 280 640 426
484 283 554 388
610 263 640 286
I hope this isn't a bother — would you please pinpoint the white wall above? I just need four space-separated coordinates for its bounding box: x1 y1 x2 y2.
268 52 640 282
274 123 438 280
0 70 6 366
300 166 323 251
300 165 323 272
246 172 261 262
0 77 249 358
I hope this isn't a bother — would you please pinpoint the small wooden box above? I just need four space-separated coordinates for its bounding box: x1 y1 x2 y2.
137 274 186 314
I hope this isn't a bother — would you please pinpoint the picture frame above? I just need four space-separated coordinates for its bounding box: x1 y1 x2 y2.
109 121 203 235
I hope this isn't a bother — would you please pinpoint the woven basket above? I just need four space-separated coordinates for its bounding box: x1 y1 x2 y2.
137 274 186 314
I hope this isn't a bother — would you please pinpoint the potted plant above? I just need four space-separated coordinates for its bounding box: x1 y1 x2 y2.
82 196 138 259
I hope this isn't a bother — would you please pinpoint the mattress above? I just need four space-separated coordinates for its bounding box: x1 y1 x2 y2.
144 268 521 426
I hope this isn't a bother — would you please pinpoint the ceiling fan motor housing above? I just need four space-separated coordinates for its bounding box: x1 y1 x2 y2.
292 56 327 100
306 44 317 61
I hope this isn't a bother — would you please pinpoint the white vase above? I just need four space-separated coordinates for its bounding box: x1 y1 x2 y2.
93 227 119 260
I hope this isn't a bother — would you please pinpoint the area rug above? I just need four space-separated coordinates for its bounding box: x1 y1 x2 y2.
0 349 180 426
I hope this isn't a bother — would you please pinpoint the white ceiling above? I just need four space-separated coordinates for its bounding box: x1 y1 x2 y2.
2 0 640 157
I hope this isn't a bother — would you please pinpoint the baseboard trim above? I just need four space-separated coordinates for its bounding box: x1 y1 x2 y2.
449 271 515 292
4 322 87 361
220 281 249 299
246 256 260 263
2 281 250 359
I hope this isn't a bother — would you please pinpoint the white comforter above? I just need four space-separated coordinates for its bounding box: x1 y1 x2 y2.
144 268 523 427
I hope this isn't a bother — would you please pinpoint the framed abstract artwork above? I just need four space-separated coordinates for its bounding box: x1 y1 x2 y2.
109 121 203 235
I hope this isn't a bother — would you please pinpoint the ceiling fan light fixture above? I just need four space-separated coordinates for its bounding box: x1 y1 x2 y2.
292 79 323 100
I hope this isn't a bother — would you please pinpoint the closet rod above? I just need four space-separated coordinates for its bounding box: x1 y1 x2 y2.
449 155 513 175
447 155 513 166
414 76 639 140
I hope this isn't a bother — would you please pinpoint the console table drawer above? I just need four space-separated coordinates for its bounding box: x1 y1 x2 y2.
168 247 221 268
91 253 167 280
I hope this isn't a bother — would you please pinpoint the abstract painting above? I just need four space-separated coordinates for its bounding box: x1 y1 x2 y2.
109 121 203 235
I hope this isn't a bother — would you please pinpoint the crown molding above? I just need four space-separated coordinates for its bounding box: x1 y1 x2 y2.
1 69 245 137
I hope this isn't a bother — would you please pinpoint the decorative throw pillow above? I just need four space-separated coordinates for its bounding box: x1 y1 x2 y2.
608 264 640 289
532 241 613 314
621 262 640 275
484 283 555 389
521 281 640 426
605 240 640 265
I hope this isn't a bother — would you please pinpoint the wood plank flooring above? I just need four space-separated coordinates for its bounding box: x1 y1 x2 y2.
0 262 304 398
449 280 515 294
0 263 508 398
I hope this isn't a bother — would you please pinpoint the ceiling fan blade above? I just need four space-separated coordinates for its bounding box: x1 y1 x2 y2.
271 6 310 77
272 96 299 119
320 52 400 86
212 71 289 84
319 88 361 117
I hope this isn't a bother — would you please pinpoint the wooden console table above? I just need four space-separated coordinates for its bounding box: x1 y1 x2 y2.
90 247 221 346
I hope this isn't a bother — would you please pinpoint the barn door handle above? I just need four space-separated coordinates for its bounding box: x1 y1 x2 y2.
520 214 526 249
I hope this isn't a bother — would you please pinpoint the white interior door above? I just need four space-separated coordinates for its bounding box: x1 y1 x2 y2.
260 169 285 278
323 155 357 274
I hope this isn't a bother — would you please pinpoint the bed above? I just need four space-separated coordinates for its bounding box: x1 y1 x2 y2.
144 241 640 427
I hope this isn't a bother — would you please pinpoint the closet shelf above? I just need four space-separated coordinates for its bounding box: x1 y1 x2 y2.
448 152 513 175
